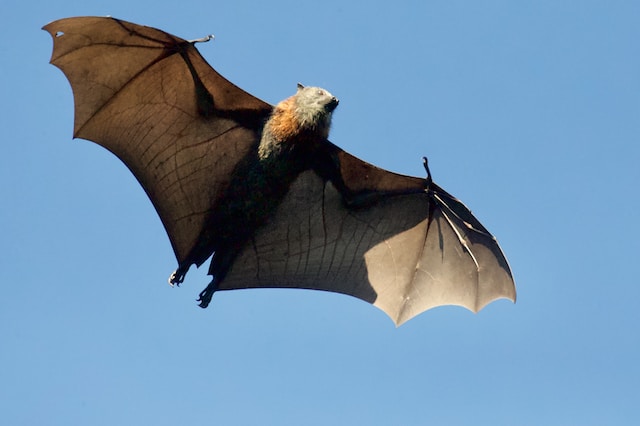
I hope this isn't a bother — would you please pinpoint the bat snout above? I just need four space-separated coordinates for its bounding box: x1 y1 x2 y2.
325 97 339 112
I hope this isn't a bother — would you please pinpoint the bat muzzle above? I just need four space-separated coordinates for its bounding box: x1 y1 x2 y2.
325 97 339 112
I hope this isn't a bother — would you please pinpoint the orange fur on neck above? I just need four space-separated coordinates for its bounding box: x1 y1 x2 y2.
266 96 301 142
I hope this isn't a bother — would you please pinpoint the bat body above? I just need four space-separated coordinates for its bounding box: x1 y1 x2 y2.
44 17 515 325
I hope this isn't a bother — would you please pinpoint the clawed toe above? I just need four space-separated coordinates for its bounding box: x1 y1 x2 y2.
168 266 188 287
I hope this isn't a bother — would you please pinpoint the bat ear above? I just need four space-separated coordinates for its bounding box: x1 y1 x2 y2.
297 82 305 91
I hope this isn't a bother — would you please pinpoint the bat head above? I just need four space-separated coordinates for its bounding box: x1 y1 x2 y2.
292 83 339 137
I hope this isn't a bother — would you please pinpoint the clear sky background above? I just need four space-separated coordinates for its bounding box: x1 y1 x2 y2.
2 1 639 425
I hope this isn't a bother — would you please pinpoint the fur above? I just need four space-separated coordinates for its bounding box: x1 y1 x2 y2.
258 85 338 160
195 85 339 306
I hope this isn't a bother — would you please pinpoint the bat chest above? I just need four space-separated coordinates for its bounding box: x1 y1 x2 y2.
212 145 310 248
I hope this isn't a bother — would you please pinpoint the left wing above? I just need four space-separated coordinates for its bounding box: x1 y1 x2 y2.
43 17 272 269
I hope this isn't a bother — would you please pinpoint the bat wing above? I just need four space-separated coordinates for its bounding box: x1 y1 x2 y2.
221 146 516 326
43 17 272 266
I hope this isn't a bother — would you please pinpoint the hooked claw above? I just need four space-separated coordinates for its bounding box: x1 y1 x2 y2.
197 278 219 308
168 266 188 287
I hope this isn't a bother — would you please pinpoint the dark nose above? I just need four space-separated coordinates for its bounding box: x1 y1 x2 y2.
326 97 339 112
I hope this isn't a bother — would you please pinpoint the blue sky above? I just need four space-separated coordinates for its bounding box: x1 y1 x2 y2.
2 1 639 424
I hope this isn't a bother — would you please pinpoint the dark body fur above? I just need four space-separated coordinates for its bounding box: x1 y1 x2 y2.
172 85 340 306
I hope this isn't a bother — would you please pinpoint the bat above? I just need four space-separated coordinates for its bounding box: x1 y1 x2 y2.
44 16 515 326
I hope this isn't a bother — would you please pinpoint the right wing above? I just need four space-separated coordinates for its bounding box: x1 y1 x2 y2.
220 154 516 326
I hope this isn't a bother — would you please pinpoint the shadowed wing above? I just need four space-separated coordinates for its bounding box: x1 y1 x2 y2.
44 16 272 265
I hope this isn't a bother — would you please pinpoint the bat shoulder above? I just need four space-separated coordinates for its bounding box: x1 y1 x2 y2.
263 97 300 143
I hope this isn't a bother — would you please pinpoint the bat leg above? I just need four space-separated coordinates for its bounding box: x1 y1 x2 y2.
198 248 238 308
197 277 219 308
168 265 190 287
